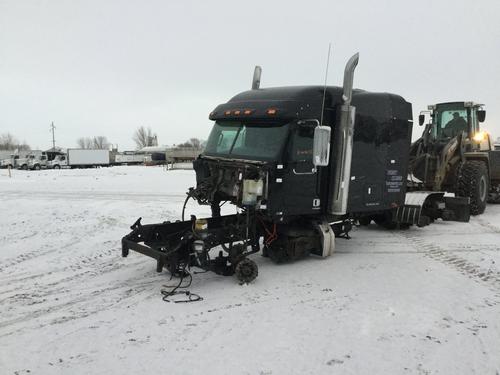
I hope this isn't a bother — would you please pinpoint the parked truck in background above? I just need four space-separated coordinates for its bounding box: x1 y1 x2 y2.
48 149 110 169
16 151 44 170
0 151 30 169
27 153 49 170
0 151 12 166
48 154 67 169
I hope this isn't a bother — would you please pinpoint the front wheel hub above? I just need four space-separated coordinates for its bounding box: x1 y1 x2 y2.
234 258 258 284
479 175 487 202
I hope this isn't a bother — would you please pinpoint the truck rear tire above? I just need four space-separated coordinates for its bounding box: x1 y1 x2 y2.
54 165 61 169
456 160 488 215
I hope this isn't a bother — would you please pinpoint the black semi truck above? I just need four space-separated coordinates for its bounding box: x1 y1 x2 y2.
122 53 469 283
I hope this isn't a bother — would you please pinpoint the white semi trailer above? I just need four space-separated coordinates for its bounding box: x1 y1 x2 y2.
49 149 110 169
114 152 146 165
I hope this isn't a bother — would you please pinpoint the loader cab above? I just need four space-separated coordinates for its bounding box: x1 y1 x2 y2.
422 102 486 142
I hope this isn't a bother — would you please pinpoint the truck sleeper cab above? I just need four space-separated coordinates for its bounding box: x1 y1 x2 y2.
196 85 414 225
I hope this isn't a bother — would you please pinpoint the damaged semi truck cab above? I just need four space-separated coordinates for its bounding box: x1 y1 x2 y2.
196 73 412 225
122 53 469 283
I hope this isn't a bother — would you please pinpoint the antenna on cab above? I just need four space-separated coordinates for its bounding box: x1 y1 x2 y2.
320 43 332 126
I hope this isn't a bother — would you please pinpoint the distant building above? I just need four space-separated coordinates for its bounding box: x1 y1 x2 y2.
165 146 202 163
139 145 168 164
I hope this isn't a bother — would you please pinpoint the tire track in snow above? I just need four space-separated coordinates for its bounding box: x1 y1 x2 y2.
398 230 500 301
0 263 161 338
0 246 122 300
1 190 186 202
0 215 131 273
473 216 500 234
0 226 165 336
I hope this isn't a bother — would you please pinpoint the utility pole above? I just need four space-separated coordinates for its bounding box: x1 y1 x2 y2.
50 122 56 149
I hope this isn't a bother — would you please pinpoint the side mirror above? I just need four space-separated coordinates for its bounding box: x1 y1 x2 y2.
418 114 425 126
313 125 331 167
477 110 486 123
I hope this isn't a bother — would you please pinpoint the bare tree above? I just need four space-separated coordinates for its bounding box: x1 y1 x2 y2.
17 142 31 151
0 133 31 151
133 126 157 149
178 138 203 149
92 136 109 149
76 137 93 149
77 136 110 149
189 138 202 149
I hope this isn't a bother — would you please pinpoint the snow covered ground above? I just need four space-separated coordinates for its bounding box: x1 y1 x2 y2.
1 166 500 375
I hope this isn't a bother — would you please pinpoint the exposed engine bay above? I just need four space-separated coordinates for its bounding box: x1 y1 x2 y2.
190 158 268 215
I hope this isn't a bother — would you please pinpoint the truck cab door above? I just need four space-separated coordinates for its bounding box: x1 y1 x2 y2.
279 124 320 216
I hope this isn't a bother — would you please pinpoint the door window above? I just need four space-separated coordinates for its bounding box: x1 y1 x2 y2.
290 126 314 162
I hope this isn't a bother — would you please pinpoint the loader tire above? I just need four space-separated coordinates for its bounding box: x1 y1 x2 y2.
456 160 488 215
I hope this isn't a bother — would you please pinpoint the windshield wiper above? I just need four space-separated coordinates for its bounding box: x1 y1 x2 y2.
228 126 243 155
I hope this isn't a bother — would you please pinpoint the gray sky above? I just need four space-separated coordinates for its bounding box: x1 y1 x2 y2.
1 0 499 150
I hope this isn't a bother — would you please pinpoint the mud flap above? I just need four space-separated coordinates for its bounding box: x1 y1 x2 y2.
443 196 470 222
394 191 470 226
314 221 335 257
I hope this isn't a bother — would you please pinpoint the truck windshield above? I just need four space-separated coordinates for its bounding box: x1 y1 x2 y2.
204 121 289 161
433 103 468 139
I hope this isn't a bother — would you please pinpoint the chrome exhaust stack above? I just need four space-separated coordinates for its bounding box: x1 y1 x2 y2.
251 66 262 90
330 53 359 215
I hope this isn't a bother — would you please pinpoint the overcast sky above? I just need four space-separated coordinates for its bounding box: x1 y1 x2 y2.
1 0 499 150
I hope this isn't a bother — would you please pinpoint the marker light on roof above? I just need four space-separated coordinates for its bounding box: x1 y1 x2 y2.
234 110 241 115
224 110 231 116
266 108 277 115
244 109 253 115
